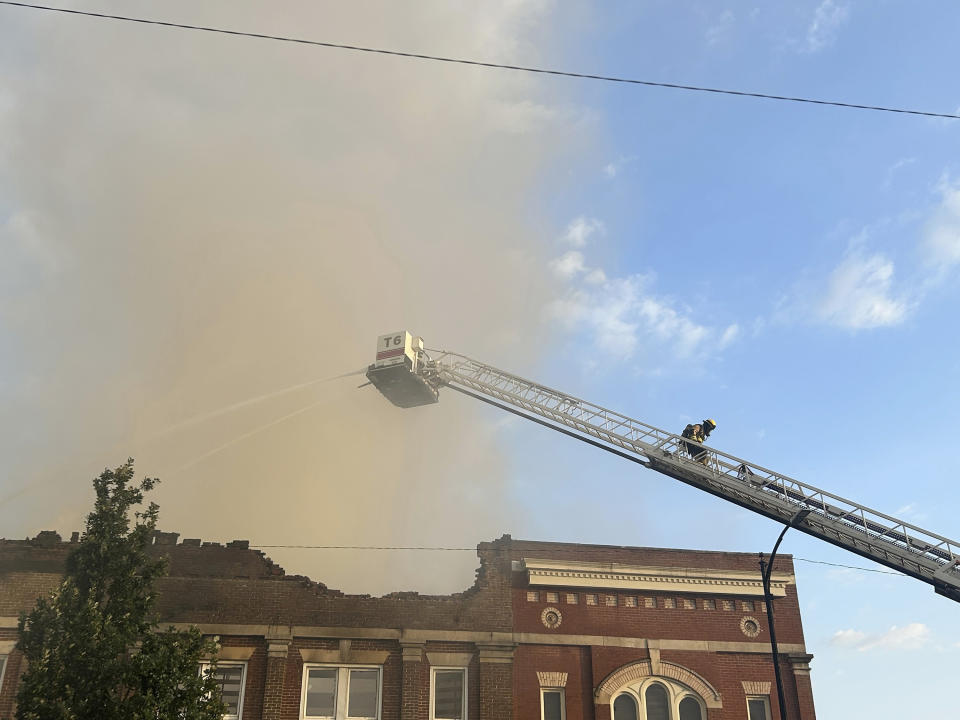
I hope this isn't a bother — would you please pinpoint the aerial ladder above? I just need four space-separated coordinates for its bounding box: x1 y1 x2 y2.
365 331 960 604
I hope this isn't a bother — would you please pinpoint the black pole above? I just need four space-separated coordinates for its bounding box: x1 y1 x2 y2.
760 509 811 720
760 531 788 719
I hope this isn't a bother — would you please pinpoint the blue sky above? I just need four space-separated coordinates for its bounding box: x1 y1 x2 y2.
1 2 959 718
511 3 960 717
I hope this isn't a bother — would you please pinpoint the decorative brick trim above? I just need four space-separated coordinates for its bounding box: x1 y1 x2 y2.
649 647 661 675
426 652 473 667
788 653 814 676
522 558 792 597
595 660 722 708
537 671 568 688
299 649 339 663
740 617 762 638
477 642 516 664
298 647 390 664
400 641 425 663
742 681 771 695
219 646 255 661
541 607 562 629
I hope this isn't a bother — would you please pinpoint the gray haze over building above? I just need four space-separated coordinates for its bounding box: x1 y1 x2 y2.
0 1 594 594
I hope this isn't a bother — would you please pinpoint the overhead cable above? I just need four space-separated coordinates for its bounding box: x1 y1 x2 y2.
2 1 959 120
251 544 907 577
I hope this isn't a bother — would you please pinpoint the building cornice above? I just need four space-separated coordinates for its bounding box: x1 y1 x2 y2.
521 558 793 597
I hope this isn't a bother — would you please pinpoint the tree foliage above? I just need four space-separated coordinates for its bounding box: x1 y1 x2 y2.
16 460 225 720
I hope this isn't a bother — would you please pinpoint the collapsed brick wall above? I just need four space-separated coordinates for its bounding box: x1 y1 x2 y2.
0 531 515 632
0 532 816 720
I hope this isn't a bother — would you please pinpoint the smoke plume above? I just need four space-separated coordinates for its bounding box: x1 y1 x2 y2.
0 1 593 593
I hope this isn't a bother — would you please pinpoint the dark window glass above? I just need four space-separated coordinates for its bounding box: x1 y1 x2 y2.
434 669 464 719
214 665 244 716
305 668 337 717
543 690 563 720
679 696 703 720
613 694 639 720
645 684 669 720
347 669 378 718
748 698 769 720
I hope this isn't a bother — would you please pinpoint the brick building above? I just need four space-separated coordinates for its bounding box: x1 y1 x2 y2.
0 531 816 720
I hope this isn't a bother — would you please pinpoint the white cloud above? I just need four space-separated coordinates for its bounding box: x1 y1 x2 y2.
562 216 604 247
830 629 868 648
549 250 587 279
719 324 740 348
584 268 607 285
894 502 927 522
817 251 909 328
706 9 735 46
803 0 850 53
882 157 916 189
832 623 931 651
601 155 637 180
547 219 738 367
547 272 732 363
922 176 960 270
778 178 957 328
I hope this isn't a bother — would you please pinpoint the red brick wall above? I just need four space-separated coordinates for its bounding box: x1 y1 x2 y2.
515 586 806 646
513 645 593 720
0 533 816 719
219 636 267 720
0 631 22 720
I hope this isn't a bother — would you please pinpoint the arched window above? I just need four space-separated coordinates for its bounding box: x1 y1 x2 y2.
609 677 710 720
679 696 703 720
644 684 669 720
613 694 639 720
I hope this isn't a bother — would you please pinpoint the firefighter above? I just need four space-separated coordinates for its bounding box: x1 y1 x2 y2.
681 418 716 464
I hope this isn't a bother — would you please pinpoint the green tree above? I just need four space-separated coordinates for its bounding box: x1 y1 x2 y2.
15 460 226 720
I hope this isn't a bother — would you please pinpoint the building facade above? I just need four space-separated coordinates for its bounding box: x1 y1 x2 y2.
0 531 816 719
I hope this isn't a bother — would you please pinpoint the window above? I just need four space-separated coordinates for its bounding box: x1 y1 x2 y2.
663 598 676 609
200 661 246 719
546 592 559 603
527 591 540 602
678 697 702 720
302 665 381 720
681 599 694 610
624 596 638 607
613 694 639 720
643 597 655 608
431 667 466 720
605 595 617 607
612 681 705 720
702 599 716 611
566 593 578 604
722 600 735 611
747 696 770 720
741 600 755 612
541 688 565 720
586 594 598 606
645 684 669 720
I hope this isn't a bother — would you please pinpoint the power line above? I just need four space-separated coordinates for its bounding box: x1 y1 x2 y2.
254 545 474 551
793 557 906 577
251 544 905 577
2 1 958 121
